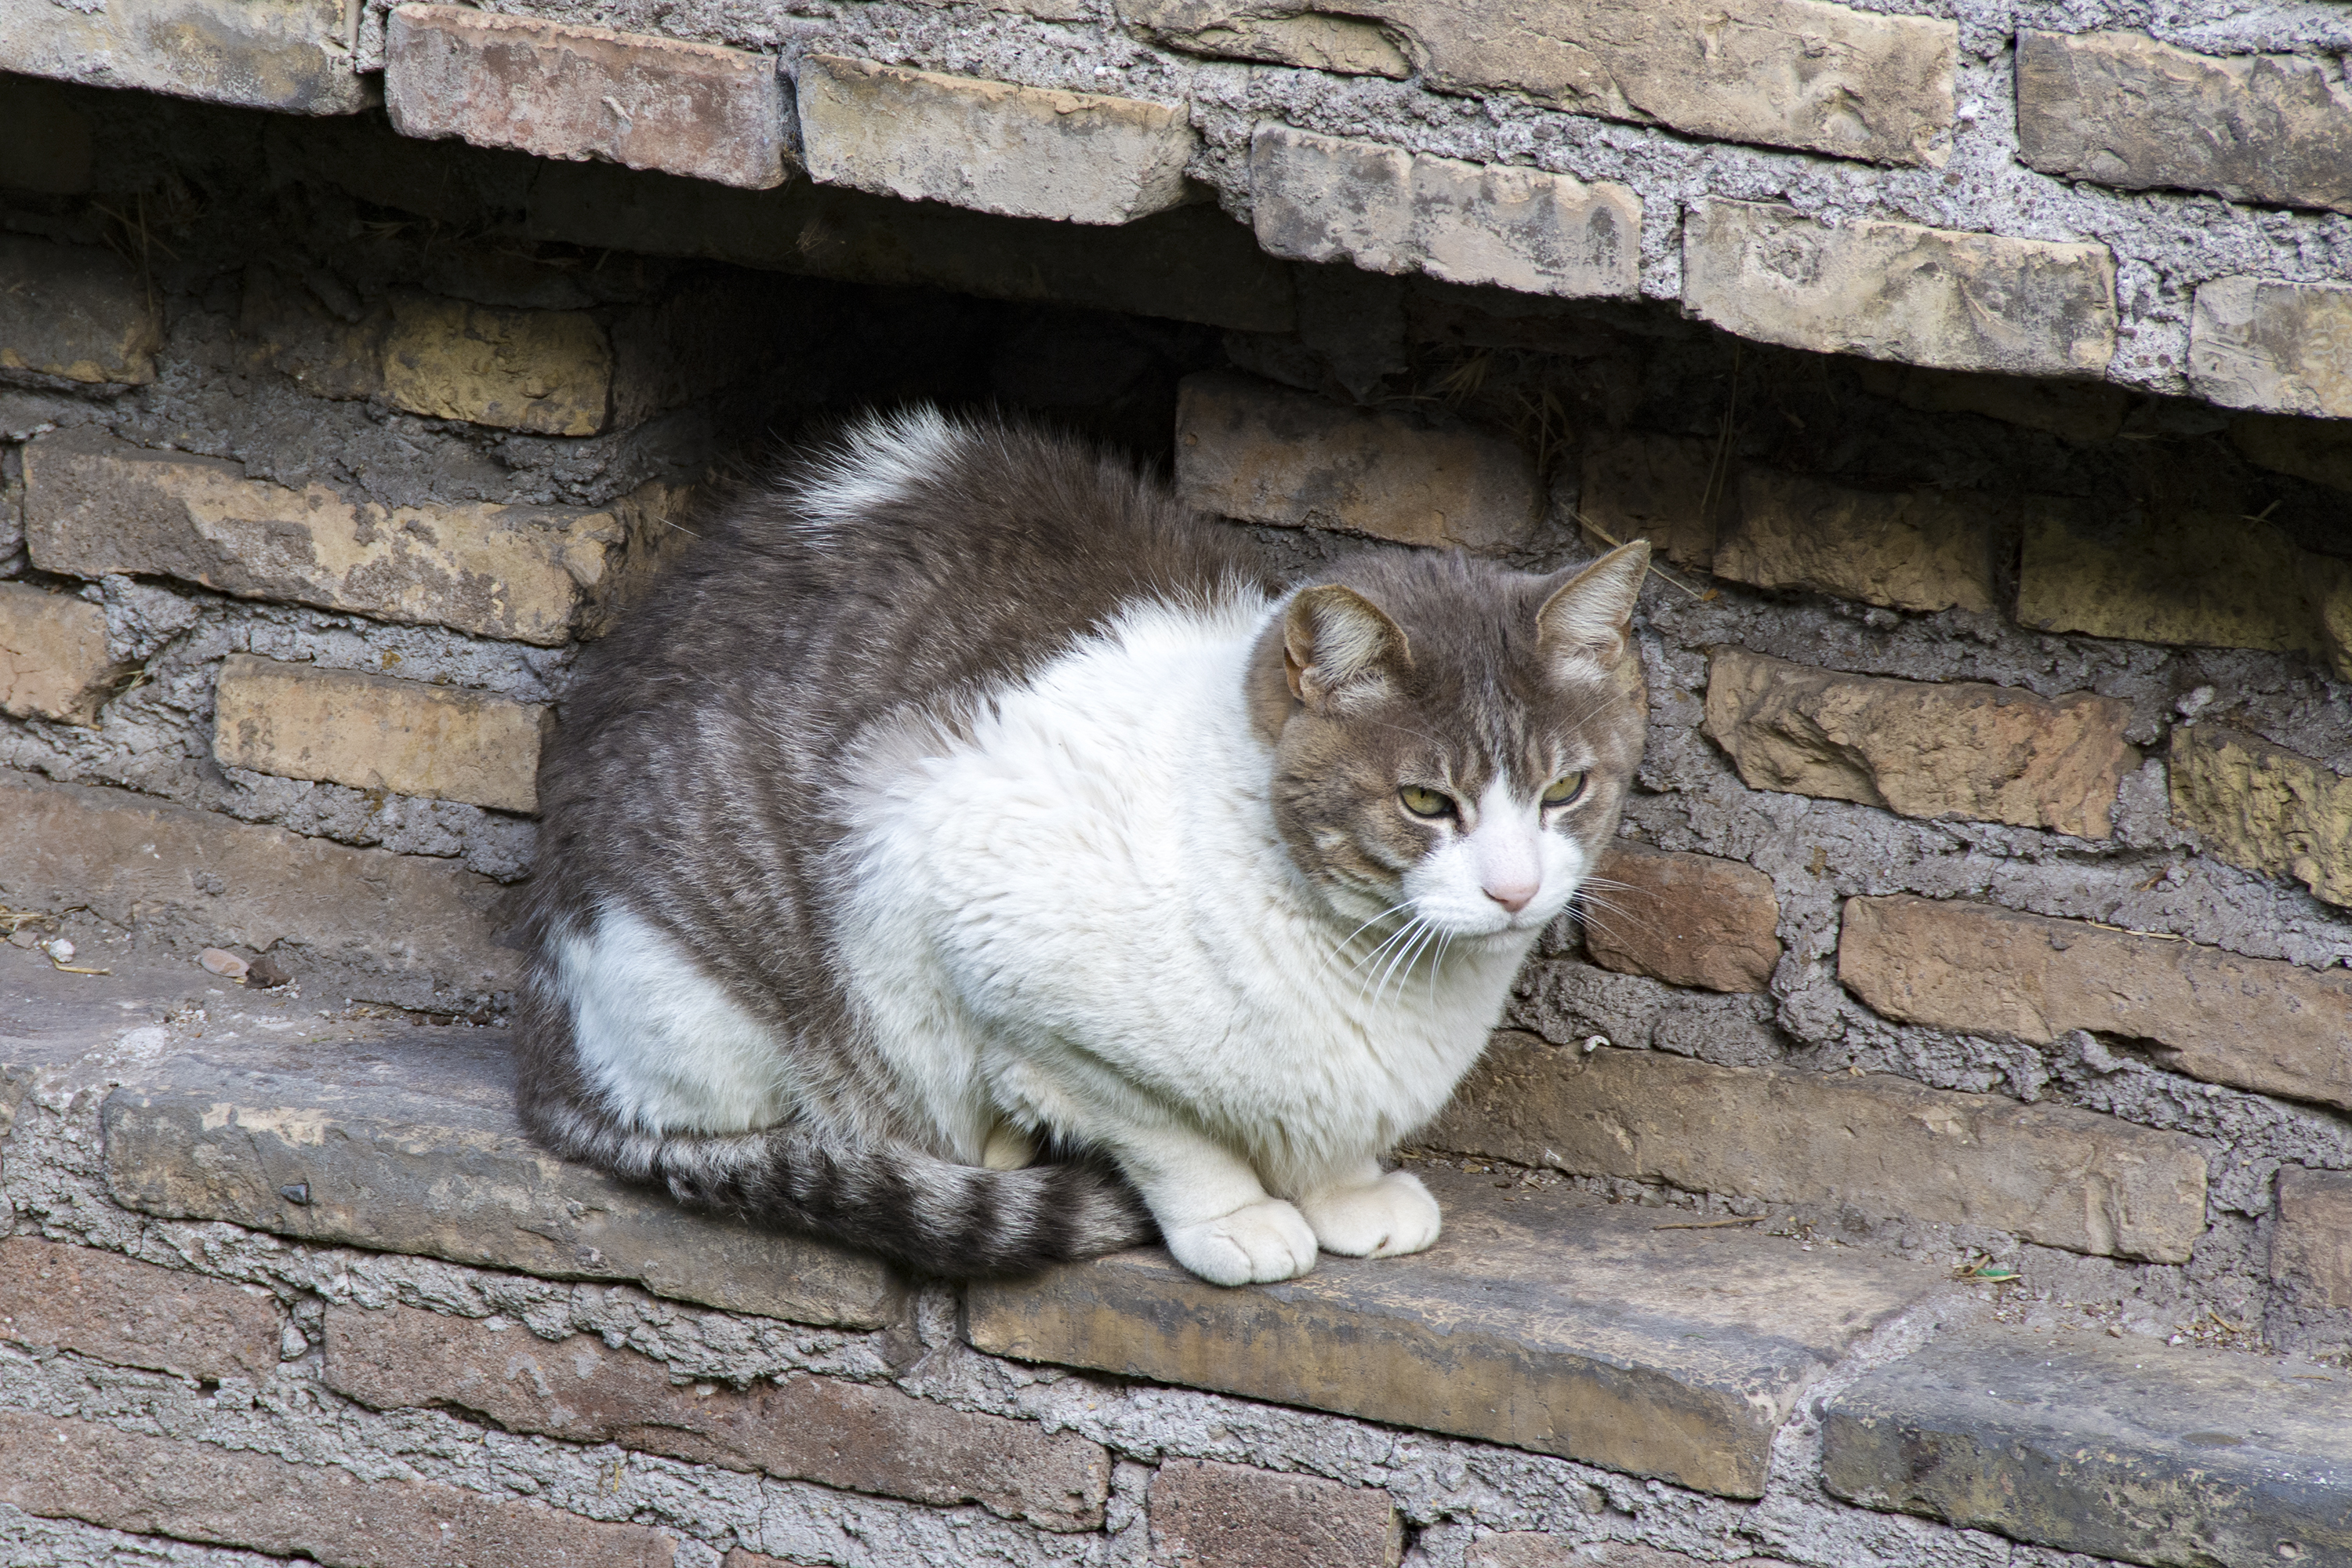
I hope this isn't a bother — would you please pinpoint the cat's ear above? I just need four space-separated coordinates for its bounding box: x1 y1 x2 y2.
1283 585 1411 712
1536 541 1650 678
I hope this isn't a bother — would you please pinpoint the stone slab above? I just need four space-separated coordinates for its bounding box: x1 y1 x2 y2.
0 770 516 1011
2169 724 2352 910
1250 125 1639 299
968 1167 1952 1497
100 1029 900 1329
325 1304 1106 1528
1576 432 1728 569
0 0 376 114
1822 1326 2352 1566
1581 844 1780 994
381 292 614 435
1148 1458 1401 1568
1425 1036 2208 1262
0 581 121 727
1854 361 2132 444
0 234 162 387
1702 648 2136 840
2017 30 2352 216
1174 370 1540 550
1129 4 1410 76
797 54 1193 226
1715 471 1998 614
2190 276 2352 420
2271 1166 2352 1311
1684 201 2117 379
1838 894 2352 1116
213 654 546 815
0 1408 674 1566
387 4 786 190
0 1236 281 1384
2230 413 2352 495
22 426 648 647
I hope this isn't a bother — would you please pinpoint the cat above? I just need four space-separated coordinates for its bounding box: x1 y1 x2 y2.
515 407 1650 1287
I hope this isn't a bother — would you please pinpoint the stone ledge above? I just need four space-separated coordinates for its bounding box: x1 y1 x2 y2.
0 0 377 115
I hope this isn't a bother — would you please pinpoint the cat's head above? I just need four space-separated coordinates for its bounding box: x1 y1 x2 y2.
1248 541 1650 943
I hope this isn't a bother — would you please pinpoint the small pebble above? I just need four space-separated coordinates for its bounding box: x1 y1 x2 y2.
246 954 293 989
200 948 250 979
42 938 73 964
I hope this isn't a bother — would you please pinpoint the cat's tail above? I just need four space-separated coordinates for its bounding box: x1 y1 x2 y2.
520 1086 1158 1279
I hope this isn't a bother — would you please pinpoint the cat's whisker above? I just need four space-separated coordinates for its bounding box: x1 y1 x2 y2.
1364 916 1428 1007
1322 901 1417 974
1342 914 1424 983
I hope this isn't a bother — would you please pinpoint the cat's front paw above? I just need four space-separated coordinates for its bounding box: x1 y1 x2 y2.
1298 1170 1443 1258
1164 1199 1319 1287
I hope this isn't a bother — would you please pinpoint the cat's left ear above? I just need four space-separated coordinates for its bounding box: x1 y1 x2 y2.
1536 541 1650 679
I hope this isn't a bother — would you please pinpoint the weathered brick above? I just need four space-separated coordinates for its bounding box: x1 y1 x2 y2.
0 1408 673 1566
23 426 676 646
1854 361 2131 443
104 1031 896 1328
1838 894 2352 1115
0 582 119 726
1823 1327 2352 1566
0 1237 279 1383
1174 370 1539 550
236 263 390 401
387 5 786 190
2171 724 2352 909
2190 275 2352 420
213 655 546 815
324 1305 1109 1530
1714 471 1998 614
970 1168 1947 1498
0 76 95 195
1149 1459 1401 1568
2230 412 2352 494
1702 648 2136 840
0 0 376 114
1131 4 1409 76
2271 1166 2352 1309
1576 432 1728 568
0 235 162 386
0 770 515 1010
1426 1036 2207 1261
1684 201 2117 379
1581 844 1780 994
2016 502 2352 680
1249 126 1639 299
381 293 613 434
2017 31 2352 215
796 54 1193 226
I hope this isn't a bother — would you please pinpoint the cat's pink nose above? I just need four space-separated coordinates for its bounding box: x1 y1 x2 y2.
1484 880 1537 914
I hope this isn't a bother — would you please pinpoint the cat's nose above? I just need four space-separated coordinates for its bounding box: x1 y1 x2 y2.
1483 880 1537 913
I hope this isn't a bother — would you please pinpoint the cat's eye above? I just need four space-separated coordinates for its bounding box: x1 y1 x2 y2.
1399 785 1456 818
1542 772 1588 808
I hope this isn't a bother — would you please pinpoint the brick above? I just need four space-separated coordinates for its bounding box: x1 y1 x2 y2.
0 583 119 727
103 1029 898 1329
0 770 514 1011
0 76 95 195
2171 725 2352 910
1581 844 1780 993
1174 371 1539 550
2271 1166 2352 1309
796 54 1193 226
970 1167 1947 1499
2017 31 2352 216
1249 126 1639 299
382 293 613 435
2016 501 2352 680
1131 4 1409 76
1838 894 2352 1115
1576 432 1729 569
1683 201 2117 379
387 5 786 191
213 655 546 815
1426 1036 2207 1262
1702 648 2136 840
0 1408 673 1566
0 1237 279 1383
0 0 376 114
2190 276 2352 420
23 426 676 647
1714 471 1998 614
1148 1459 1400 1568
1822 1327 2352 1566
325 1305 1108 1530
1855 361 2131 443
2230 412 2352 494
0 235 162 386
236 263 390 401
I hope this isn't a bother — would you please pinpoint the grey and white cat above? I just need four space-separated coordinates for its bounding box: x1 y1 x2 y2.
517 408 1650 1287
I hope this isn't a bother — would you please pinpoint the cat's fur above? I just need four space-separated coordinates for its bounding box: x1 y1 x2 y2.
516 408 1650 1287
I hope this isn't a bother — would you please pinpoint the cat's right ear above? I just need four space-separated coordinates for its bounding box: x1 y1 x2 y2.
1536 540 1650 680
1283 586 1411 713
